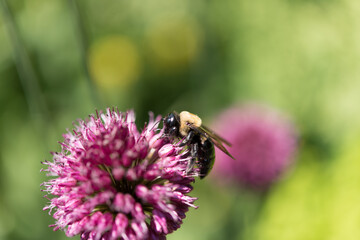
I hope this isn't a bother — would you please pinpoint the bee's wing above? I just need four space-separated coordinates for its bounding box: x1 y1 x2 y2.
199 125 232 146
187 123 236 160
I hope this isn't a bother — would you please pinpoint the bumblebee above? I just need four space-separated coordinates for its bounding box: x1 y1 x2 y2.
163 111 234 179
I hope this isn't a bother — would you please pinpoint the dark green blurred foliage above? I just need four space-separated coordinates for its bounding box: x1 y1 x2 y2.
1 0 360 239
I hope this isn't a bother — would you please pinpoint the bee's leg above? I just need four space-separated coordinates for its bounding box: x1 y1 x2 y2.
186 141 198 173
179 130 195 147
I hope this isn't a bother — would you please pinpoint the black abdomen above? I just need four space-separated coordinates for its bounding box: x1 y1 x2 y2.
198 139 215 179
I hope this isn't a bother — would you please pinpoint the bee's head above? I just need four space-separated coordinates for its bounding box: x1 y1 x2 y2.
163 112 180 137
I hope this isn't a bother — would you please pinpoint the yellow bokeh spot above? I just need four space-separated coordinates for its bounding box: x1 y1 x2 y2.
146 17 202 71
89 35 140 90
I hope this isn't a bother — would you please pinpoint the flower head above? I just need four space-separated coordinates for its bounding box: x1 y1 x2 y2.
41 109 197 240
212 104 297 190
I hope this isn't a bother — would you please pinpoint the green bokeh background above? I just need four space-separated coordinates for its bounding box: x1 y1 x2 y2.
1 0 360 239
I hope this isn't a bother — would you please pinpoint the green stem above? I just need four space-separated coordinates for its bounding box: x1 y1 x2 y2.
0 0 49 121
67 0 101 106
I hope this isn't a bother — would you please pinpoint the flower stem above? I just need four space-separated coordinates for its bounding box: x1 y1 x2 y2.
0 0 49 121
67 0 101 106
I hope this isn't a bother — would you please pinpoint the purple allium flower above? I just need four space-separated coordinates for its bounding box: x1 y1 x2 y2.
41 109 197 240
212 104 297 190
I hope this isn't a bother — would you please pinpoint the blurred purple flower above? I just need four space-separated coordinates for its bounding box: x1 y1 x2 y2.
41 109 197 240
212 104 297 190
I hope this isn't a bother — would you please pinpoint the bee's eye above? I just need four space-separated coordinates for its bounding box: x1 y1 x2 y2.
164 117 173 126
164 114 178 128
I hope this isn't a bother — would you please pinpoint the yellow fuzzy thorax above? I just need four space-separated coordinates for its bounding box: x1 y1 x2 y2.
179 111 202 137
